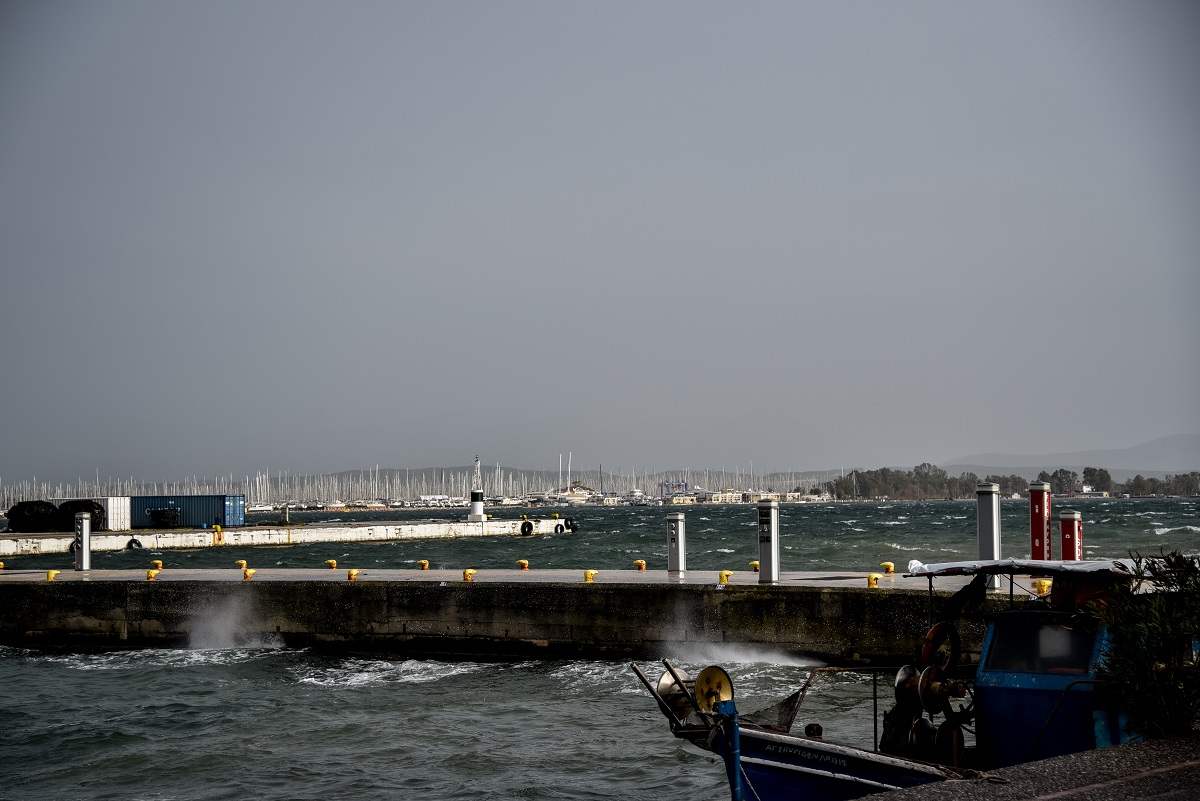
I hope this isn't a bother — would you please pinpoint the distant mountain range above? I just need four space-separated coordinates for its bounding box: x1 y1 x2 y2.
942 434 1200 482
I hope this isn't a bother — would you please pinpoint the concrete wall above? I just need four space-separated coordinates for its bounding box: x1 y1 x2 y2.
0 579 1013 664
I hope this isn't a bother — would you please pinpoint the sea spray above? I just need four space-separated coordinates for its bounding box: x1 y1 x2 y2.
186 595 282 650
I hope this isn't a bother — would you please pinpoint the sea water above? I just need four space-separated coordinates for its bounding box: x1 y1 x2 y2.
2 499 1195 800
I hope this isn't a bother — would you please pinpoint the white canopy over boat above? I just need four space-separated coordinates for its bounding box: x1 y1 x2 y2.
906 558 1136 578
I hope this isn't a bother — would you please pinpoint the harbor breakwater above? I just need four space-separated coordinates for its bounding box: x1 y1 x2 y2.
0 568 1021 664
0 516 574 557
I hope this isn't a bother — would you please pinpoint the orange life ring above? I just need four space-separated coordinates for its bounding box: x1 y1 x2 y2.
919 621 960 672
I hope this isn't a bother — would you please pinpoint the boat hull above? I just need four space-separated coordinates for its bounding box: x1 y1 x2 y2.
711 725 951 801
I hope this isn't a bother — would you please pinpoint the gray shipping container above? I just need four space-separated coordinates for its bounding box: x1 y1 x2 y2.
130 495 245 529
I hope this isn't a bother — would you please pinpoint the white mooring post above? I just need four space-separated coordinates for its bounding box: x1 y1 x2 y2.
976 482 1001 589
667 511 686 580
73 512 91 571
757 499 780 584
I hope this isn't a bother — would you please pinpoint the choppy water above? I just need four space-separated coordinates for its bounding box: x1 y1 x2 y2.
3 499 1196 800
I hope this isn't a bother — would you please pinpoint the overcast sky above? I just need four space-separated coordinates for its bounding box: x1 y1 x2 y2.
2 1 1197 484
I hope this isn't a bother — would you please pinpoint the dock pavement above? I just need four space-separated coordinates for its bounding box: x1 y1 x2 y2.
887 736 1200 800
0 565 986 593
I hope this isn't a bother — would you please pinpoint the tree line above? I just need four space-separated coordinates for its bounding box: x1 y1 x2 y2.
811 463 1200 501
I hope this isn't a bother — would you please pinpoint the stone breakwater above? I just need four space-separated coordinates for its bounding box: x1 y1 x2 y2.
0 568 1029 664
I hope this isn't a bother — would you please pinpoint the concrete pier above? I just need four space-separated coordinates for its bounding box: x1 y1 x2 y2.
0 568 1030 664
0 517 575 557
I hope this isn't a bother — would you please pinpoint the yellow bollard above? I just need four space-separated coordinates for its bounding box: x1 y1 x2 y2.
325 559 337 569
551 513 560 519
243 568 257 581
235 560 248 569
749 561 760 573
151 560 163 570
47 570 60 582
516 559 529 570
719 570 734 585
417 560 429 570
867 573 882 588
584 569 598 583
0 561 6 570
1035 579 1052 596
463 568 477 582
633 559 646 571
347 569 360 581
880 561 895 575
147 569 160 581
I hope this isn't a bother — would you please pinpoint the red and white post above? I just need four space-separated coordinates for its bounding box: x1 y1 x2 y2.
1029 481 1052 560
1059 510 1083 561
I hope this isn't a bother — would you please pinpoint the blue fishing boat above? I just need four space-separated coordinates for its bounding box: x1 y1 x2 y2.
632 559 1149 801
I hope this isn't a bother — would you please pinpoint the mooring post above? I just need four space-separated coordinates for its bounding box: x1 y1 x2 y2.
1059 510 1082 561
757 499 779 584
976 482 1001 589
73 512 91 571
667 511 686 581
1029 481 1052 560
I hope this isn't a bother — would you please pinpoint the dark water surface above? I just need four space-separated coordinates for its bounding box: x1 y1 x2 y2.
3 499 1196 800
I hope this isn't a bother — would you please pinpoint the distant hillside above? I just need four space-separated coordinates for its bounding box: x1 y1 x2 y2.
943 434 1200 481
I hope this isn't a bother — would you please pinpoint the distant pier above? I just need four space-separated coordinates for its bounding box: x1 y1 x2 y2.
0 516 579 557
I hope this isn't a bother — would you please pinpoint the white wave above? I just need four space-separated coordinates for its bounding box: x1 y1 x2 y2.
880 520 909 526
46 647 282 671
295 658 485 687
549 660 647 695
1155 525 1200 536
884 541 921 552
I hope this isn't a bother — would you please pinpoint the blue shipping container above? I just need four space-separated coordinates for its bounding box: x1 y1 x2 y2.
130 495 246 529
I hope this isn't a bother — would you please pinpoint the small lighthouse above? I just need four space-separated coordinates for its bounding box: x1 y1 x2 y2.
468 455 486 522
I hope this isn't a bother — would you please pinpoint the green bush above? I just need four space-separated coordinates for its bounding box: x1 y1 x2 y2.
1090 550 1200 738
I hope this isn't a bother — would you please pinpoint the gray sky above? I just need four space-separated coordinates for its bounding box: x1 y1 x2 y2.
2 1 1197 484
